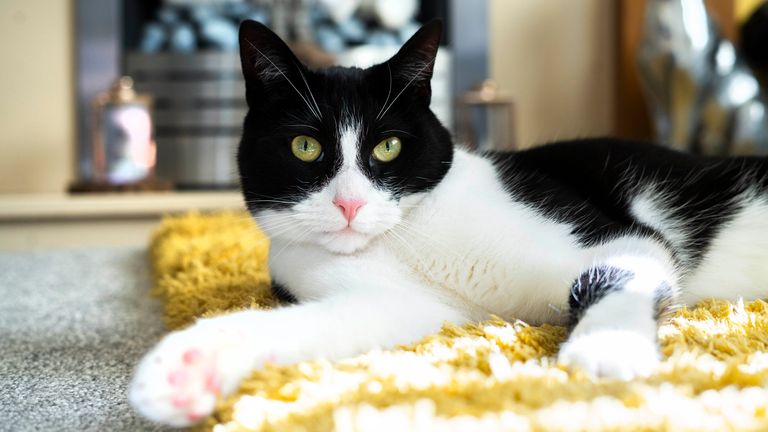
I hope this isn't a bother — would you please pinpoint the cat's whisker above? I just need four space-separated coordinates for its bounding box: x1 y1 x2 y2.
384 230 442 284
255 229 298 241
375 63 393 121
282 124 320 132
243 192 300 201
294 62 323 121
251 213 300 226
377 58 435 121
254 217 303 231
244 199 300 207
278 113 321 130
244 201 297 207
380 129 417 138
257 222 301 235
261 226 304 240
270 226 315 261
393 220 465 262
243 38 322 121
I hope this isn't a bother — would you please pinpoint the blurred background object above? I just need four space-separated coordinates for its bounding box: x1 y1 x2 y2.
71 76 169 192
456 79 516 150
741 2 768 87
614 0 768 148
637 0 768 155
75 0 471 190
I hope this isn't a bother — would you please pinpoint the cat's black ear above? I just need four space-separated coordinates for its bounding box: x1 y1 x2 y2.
238 20 303 88
385 19 443 101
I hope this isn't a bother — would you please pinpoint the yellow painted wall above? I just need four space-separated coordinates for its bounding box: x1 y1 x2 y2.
0 0 74 193
489 0 616 148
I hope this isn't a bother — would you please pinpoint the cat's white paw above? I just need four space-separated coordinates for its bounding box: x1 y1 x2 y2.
129 322 261 427
557 329 660 380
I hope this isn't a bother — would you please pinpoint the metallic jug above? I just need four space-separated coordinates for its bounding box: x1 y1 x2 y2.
637 0 768 155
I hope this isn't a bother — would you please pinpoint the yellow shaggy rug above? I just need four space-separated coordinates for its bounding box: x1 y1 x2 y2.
150 212 768 432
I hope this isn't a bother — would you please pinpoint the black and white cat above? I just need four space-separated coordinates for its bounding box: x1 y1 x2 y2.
130 20 768 426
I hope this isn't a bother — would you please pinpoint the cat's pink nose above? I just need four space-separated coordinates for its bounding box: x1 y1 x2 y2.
334 197 366 223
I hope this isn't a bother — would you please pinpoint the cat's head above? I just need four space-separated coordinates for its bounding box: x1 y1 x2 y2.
237 19 452 254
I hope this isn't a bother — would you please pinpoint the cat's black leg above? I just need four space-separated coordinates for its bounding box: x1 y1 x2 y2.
567 266 676 329
271 280 298 304
558 249 678 379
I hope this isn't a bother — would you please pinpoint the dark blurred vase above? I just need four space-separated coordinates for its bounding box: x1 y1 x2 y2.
742 2 768 86
637 0 768 155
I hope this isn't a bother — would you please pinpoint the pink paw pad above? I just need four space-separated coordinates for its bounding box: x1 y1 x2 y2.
167 370 188 386
182 348 203 365
171 394 193 408
187 412 205 422
204 368 220 394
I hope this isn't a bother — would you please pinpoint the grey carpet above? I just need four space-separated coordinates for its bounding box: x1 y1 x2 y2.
0 247 173 432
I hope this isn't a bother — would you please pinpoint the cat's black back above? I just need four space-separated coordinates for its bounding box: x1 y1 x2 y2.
491 138 768 266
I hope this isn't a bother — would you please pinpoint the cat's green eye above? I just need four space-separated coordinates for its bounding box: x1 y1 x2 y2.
372 137 402 162
291 135 322 162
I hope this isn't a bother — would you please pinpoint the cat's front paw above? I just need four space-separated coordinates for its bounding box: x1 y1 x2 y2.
557 329 660 380
129 322 259 427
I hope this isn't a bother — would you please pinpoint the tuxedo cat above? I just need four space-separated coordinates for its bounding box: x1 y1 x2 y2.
130 20 768 426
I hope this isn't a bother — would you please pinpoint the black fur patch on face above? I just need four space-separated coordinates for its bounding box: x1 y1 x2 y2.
237 20 453 213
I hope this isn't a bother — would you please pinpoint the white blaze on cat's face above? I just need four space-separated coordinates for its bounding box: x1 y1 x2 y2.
257 117 403 255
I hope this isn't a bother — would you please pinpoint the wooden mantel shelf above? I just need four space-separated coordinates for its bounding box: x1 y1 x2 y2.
0 191 245 222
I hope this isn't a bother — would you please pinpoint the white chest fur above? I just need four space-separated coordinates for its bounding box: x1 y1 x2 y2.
373 150 587 324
